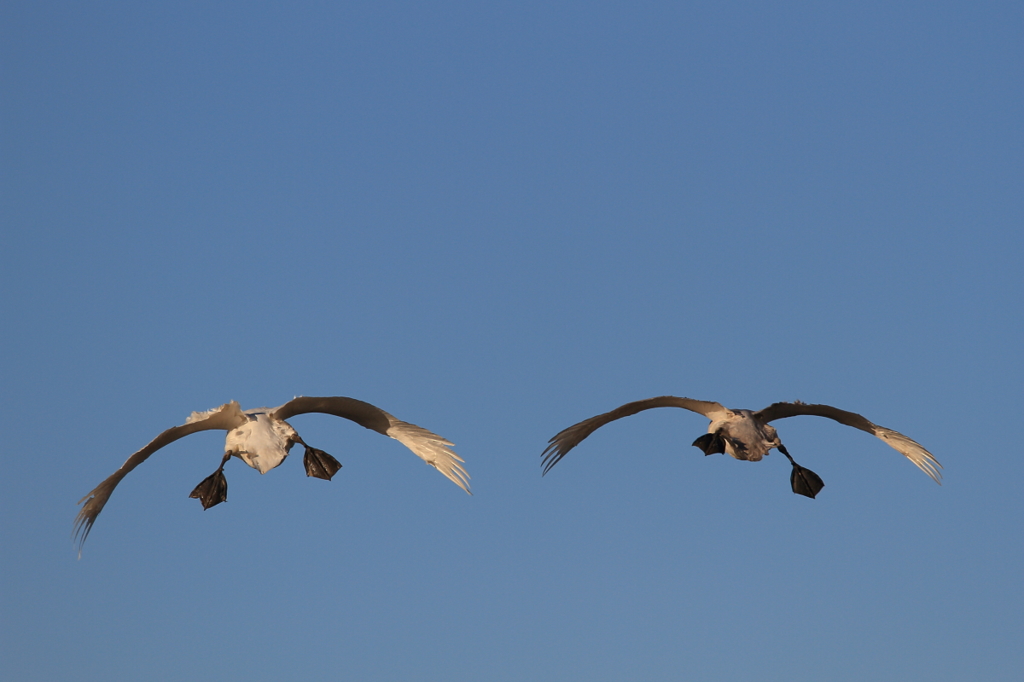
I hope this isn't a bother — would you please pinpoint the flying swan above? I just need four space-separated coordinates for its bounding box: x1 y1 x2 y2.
75 396 471 551
541 397 941 496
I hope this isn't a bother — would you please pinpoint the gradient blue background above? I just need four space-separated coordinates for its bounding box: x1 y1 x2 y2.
2 2 1021 680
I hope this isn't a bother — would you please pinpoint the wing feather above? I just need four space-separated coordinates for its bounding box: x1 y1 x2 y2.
754 401 942 483
272 396 471 494
74 401 247 554
271 396 392 434
541 396 728 475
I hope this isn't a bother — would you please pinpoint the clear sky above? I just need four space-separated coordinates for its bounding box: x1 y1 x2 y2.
2 2 1021 680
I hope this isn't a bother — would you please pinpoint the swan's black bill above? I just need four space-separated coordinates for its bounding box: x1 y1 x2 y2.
190 470 228 509
303 446 342 481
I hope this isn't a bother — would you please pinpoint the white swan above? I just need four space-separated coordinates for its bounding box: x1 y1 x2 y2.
542 397 941 497
75 396 471 551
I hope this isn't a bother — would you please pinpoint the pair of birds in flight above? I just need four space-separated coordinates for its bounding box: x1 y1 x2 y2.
75 394 943 552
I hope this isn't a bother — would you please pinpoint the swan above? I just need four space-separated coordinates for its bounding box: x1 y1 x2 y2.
542 397 941 497
75 396 471 551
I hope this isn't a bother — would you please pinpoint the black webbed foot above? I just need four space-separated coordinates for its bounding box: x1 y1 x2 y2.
692 433 726 456
776 444 824 498
189 469 228 509
790 464 825 499
303 446 343 481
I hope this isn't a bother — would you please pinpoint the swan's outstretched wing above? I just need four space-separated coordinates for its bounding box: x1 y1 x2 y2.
754 401 942 483
75 401 248 553
542 396 729 475
272 397 471 494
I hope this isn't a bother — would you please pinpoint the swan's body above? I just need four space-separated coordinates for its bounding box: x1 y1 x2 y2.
75 396 471 552
705 408 778 461
220 406 298 474
542 397 942 497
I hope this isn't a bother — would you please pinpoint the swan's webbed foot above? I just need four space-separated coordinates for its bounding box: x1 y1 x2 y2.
692 432 726 456
790 464 825 499
190 453 230 509
190 469 228 509
303 446 343 481
777 444 824 498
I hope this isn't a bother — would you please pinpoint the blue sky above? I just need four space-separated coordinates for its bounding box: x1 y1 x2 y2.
1 2 1021 680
